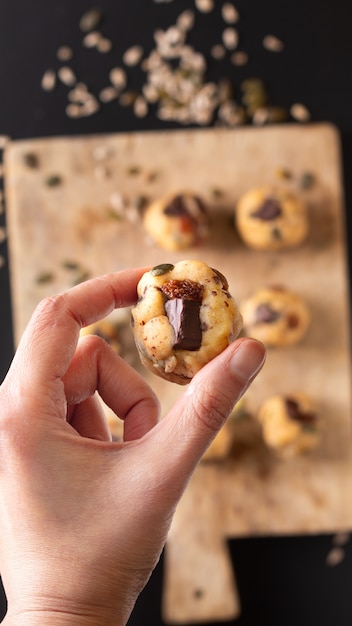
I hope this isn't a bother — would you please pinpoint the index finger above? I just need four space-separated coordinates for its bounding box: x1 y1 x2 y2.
10 267 149 384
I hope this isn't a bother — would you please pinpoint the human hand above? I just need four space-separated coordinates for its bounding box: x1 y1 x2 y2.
0 268 265 626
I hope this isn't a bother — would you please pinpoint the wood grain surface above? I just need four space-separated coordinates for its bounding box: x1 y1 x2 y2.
4 123 352 623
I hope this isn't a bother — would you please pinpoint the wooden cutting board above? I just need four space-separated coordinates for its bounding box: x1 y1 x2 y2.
4 123 352 623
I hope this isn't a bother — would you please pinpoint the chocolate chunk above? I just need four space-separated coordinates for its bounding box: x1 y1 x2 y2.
165 298 202 350
255 303 281 324
286 398 316 424
251 197 282 221
163 194 206 220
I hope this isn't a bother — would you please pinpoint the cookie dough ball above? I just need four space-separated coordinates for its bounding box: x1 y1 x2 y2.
241 286 310 347
258 393 319 457
143 192 209 251
80 319 121 353
131 260 243 385
235 186 308 250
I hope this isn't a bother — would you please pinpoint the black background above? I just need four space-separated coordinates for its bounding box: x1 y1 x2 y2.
0 1 352 625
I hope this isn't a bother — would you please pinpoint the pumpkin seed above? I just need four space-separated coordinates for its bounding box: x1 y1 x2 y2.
151 263 175 276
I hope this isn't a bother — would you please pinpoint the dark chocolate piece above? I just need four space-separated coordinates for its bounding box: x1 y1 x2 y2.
255 303 281 324
163 194 206 220
251 197 282 221
165 298 202 351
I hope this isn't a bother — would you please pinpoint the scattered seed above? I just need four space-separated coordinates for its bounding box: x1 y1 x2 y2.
211 44 226 60
176 9 195 32
79 7 104 33
276 167 292 180
290 103 311 122
123 45 144 66
96 37 112 53
57 46 73 61
58 66 76 86
221 3 239 24
326 547 345 567
66 103 83 118
195 0 214 13
109 67 127 89
41 69 56 91
62 260 80 270
0 226 6 243
222 27 239 50
99 86 118 102
82 30 102 48
263 34 284 52
151 263 175 276
299 172 316 189
119 91 138 107
72 270 91 285
133 95 149 117
80 97 100 116
94 164 110 179
127 165 141 176
109 192 126 213
36 271 55 284
92 145 110 161
332 532 350 547
230 51 248 66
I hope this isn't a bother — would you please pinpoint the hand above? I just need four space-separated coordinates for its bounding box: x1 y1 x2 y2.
0 268 265 626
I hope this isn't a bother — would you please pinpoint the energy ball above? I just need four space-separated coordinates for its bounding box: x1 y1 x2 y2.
143 191 209 251
258 393 320 457
235 186 309 250
131 260 243 384
241 285 310 347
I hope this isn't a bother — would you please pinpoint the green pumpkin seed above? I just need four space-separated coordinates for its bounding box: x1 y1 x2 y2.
151 263 175 276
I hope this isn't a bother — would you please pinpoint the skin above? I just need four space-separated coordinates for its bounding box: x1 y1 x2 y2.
0 267 265 626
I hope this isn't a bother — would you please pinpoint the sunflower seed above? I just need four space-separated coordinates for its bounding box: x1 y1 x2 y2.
263 34 284 52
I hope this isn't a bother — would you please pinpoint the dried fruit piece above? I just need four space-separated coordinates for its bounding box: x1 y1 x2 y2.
161 279 203 301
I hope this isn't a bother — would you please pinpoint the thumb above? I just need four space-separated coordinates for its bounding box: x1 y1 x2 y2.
149 337 265 492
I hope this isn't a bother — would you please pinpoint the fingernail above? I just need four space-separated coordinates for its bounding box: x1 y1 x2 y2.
230 339 266 381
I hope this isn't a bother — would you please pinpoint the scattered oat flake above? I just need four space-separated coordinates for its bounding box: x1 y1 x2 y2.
123 45 144 66
326 547 345 567
41 69 56 91
92 145 110 161
222 3 239 24
263 34 284 52
66 103 83 118
57 46 73 61
79 7 104 33
290 103 311 122
195 0 214 13
222 27 239 50
94 164 110 179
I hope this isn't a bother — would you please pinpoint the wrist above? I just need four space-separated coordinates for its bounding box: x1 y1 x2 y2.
2 610 127 626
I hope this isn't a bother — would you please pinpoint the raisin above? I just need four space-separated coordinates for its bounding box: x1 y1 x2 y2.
161 279 203 301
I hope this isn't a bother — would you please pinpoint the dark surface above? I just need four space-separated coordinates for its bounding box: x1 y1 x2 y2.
0 1 352 624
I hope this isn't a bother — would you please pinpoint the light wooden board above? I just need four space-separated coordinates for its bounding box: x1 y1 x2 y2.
4 123 352 623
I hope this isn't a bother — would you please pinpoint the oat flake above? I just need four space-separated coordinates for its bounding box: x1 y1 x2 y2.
221 3 239 24
326 547 345 567
123 45 144 66
290 103 311 122
222 27 239 50
263 34 284 52
195 0 214 13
